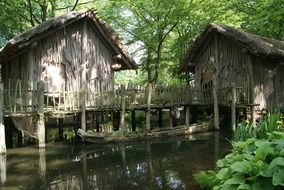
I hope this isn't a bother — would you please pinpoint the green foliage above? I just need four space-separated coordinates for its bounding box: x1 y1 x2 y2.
194 132 284 190
234 112 284 141
63 128 76 142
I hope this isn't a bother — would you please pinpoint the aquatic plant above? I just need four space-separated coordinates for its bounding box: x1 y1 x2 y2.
194 131 284 190
234 112 284 141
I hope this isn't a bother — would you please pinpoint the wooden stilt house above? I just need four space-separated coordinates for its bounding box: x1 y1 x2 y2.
0 10 137 147
180 24 284 111
0 10 137 100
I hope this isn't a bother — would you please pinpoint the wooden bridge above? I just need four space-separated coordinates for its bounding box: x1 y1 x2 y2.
3 80 250 116
1 79 256 149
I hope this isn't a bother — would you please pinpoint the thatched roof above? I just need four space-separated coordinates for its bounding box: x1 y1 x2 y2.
0 10 137 70
180 23 284 72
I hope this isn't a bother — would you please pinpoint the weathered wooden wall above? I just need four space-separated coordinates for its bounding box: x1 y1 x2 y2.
2 18 115 98
194 33 252 105
193 32 284 109
252 57 284 109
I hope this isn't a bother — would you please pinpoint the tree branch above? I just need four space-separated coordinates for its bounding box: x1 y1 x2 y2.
71 0 79 11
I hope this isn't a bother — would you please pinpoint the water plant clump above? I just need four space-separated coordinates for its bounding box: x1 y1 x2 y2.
194 131 284 190
234 112 284 141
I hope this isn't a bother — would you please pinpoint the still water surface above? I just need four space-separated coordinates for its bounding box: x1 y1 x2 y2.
0 131 232 190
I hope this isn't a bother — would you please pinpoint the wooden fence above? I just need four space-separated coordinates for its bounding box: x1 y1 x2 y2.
3 80 250 115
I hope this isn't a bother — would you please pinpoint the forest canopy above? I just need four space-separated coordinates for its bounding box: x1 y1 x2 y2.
0 0 283 85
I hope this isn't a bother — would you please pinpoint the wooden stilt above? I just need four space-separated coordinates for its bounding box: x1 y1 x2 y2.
231 85 236 131
169 109 173 128
4 118 12 148
212 80 220 130
185 106 191 126
57 118 63 141
131 110 136 132
250 105 255 127
146 83 152 131
17 130 23 147
95 112 100 132
119 85 126 131
158 109 163 128
80 88 86 133
0 83 6 154
37 81 45 148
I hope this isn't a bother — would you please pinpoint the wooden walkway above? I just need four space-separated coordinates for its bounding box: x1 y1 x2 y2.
3 80 250 116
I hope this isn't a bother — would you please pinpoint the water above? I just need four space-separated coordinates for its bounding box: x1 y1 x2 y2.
0 131 232 190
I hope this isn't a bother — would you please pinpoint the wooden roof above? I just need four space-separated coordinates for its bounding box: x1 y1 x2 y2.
180 23 284 72
0 10 137 70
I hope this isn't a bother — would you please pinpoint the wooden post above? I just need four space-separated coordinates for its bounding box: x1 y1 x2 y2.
212 80 220 130
250 105 256 127
80 20 87 138
185 105 191 126
131 110 136 132
158 109 163 128
112 111 120 131
169 109 173 128
231 85 236 131
0 83 6 154
57 118 63 141
146 83 152 131
119 85 126 131
17 130 23 147
37 81 45 148
95 112 100 132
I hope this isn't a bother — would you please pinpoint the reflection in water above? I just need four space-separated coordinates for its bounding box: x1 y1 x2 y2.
0 154 6 184
0 131 232 190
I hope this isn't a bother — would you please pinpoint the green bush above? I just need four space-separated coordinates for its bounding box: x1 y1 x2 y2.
194 132 284 190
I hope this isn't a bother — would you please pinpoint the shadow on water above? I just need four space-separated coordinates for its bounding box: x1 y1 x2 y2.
0 131 232 190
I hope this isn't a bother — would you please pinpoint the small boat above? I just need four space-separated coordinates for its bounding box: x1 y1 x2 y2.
77 121 214 144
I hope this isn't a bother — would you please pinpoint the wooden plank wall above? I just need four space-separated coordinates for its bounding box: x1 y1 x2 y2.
195 33 250 105
2 19 115 110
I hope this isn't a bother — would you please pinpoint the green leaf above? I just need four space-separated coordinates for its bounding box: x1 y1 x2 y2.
230 161 253 173
216 168 230 180
254 141 273 161
272 170 284 186
224 174 244 185
238 183 250 190
252 178 274 190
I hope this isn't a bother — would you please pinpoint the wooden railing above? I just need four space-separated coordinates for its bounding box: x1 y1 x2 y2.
3 80 250 115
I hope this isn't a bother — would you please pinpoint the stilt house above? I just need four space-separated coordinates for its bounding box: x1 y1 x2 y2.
179 24 284 110
0 10 137 114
